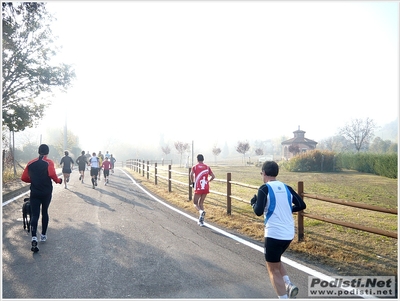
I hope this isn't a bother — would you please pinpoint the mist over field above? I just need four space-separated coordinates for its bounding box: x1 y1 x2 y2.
6 1 399 165
12 116 398 166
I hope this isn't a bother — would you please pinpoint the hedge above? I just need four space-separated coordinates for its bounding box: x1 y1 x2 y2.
281 150 397 179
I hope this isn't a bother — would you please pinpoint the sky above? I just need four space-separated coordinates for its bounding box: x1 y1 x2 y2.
23 1 399 155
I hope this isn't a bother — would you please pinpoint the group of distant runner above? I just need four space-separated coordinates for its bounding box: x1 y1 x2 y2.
60 150 116 189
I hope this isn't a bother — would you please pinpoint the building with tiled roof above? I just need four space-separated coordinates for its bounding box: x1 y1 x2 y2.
281 126 318 160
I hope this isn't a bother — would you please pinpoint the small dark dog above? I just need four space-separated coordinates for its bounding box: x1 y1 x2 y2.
22 197 31 232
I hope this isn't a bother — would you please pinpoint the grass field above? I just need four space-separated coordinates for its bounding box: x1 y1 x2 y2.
124 163 398 277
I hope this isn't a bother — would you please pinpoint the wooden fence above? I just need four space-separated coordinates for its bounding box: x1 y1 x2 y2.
125 159 398 241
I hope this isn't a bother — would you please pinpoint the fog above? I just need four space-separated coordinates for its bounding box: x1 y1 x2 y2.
10 1 399 163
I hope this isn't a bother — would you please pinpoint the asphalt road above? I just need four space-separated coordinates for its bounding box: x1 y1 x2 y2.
3 168 318 299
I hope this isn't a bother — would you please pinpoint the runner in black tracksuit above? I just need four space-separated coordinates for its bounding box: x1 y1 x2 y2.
21 144 62 252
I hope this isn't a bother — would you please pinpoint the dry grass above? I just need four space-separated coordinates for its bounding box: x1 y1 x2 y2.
2 167 23 183
125 164 398 276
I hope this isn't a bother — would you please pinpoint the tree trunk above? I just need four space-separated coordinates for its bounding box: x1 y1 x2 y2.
12 131 17 176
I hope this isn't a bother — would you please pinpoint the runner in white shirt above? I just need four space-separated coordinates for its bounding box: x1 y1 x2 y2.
88 152 100 189
251 161 306 299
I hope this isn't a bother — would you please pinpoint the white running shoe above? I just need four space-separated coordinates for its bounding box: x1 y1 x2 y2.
286 282 299 298
40 234 47 242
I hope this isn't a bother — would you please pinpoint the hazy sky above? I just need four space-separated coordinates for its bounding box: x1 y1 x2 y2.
28 1 398 153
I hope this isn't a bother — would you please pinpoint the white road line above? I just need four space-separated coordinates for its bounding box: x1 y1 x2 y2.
2 190 30 206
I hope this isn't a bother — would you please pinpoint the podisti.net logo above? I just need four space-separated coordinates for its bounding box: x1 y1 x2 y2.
308 276 396 297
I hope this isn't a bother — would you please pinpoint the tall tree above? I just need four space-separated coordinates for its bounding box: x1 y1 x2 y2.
2 2 75 132
161 145 171 161
212 145 221 164
339 118 376 152
174 141 189 167
236 141 250 164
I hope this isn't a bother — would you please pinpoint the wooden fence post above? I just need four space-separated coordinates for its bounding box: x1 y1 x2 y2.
188 167 192 201
227 172 232 215
155 163 158 185
168 164 172 192
146 161 149 179
142 160 145 177
297 181 305 241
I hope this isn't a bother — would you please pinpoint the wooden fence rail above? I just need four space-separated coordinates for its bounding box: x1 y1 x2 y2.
125 159 398 241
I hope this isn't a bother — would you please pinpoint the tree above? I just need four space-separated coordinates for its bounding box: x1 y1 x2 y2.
174 141 189 167
339 118 376 152
212 145 221 164
161 145 171 158
2 2 76 133
236 141 250 163
318 135 352 152
255 148 264 156
369 137 397 154
53 129 80 158
288 144 300 156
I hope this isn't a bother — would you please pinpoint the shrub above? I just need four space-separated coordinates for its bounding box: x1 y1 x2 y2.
281 150 338 172
336 153 397 179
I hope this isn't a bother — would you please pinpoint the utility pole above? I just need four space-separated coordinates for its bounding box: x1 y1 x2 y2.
191 140 194 167
63 112 67 151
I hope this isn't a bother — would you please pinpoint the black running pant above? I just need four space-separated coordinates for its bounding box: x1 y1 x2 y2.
30 194 52 237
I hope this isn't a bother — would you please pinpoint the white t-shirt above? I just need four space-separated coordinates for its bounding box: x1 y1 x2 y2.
263 181 295 240
89 156 100 168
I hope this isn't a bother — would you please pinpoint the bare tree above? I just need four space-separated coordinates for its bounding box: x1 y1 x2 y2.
212 145 221 164
174 141 189 167
339 118 376 152
236 141 250 164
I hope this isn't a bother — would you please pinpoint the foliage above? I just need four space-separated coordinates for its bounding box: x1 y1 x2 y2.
212 145 221 163
339 118 376 152
317 135 353 152
2 2 76 132
10 143 60 165
161 145 171 157
336 152 398 179
288 144 300 155
236 141 250 163
281 149 397 179
369 137 397 153
52 129 80 158
281 150 338 172
212 145 221 157
254 148 263 156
